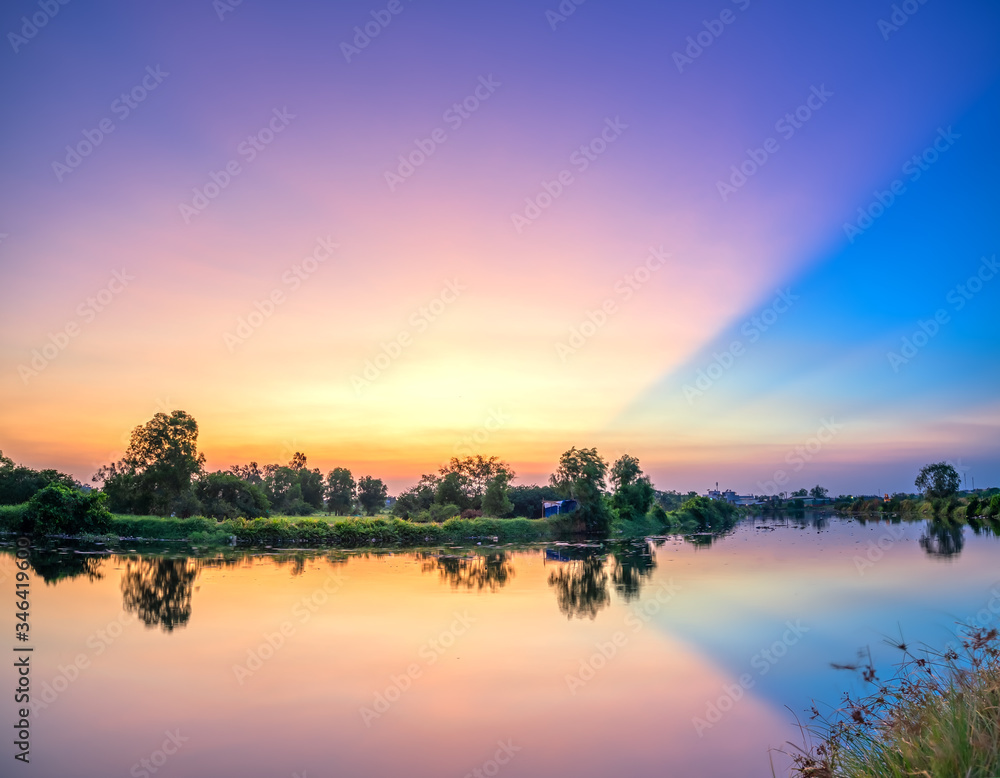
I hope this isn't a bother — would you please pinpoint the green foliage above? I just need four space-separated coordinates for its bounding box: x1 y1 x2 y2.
392 478 436 518
967 496 981 517
550 447 611 534
0 503 28 532
193 471 270 519
95 411 206 514
0 450 77 505
438 455 515 510
810 485 829 499
20 484 112 535
673 496 738 533
481 472 514 518
610 454 654 522
357 475 388 516
915 461 961 499
325 467 355 514
435 472 469 510
508 484 562 518
430 502 461 522
989 494 1000 518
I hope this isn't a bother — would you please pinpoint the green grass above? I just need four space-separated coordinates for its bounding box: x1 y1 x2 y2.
784 628 1000 778
0 503 27 532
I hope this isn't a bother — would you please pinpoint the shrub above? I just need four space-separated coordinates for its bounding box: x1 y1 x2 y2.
20 484 112 535
460 509 483 519
430 503 461 523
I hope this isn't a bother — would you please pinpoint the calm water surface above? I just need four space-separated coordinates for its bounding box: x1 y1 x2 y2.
5 514 1000 778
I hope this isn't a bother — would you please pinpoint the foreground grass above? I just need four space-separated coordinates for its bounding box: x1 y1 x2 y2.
784 628 1000 778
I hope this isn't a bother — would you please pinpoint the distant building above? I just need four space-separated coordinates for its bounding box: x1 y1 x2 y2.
543 500 578 518
705 483 761 506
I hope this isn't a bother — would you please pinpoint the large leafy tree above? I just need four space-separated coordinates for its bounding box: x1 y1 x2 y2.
325 467 356 515
550 447 611 533
915 462 961 499
439 455 515 508
609 454 654 522
357 476 388 516
95 411 206 515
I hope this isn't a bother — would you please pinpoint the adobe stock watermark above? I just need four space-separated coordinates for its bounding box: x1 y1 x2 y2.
886 254 997 372
757 418 844 496
565 580 681 694
17 269 135 385
717 84 833 201
853 522 909 576
454 408 510 457
341 0 413 63
673 0 752 73
351 279 466 394
7 0 72 53
232 572 347 684
692 620 810 736
223 236 338 352
555 246 669 361
461 741 521 778
129 730 188 778
511 117 628 233
52 66 169 183
683 288 797 404
214 0 245 22
545 0 588 32
360 610 476 726
877 0 931 41
843 126 959 243
179 107 295 224
385 75 501 192
30 611 138 716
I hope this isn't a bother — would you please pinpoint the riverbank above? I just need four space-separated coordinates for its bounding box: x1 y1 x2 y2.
0 495 744 547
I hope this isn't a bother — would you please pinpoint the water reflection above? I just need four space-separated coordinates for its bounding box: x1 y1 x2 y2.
610 541 657 602
919 521 965 559
546 547 610 620
27 549 106 584
121 557 200 632
420 551 515 592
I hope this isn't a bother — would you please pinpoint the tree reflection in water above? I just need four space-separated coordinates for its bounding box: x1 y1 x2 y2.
920 521 965 558
547 549 610 620
121 557 200 632
421 551 514 592
26 549 106 584
609 541 657 602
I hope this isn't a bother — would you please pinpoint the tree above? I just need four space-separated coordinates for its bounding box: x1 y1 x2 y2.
481 472 514 518
193 472 270 519
229 462 264 485
325 467 355 515
357 476 388 516
791 488 808 498
289 452 308 470
508 484 562 518
809 485 829 499
609 454 654 521
439 455 515 508
0 450 78 505
915 462 960 499
549 447 611 533
435 472 468 510
94 411 206 515
392 474 437 519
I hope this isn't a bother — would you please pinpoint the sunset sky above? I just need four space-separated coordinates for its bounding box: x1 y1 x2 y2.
1 0 998 495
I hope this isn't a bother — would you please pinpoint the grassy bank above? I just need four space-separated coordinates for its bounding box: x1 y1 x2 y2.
0 494 744 547
785 628 1000 777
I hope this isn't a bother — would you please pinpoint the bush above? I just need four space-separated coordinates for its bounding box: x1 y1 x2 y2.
20 485 112 535
430 503 461 523
194 472 270 519
460 509 483 519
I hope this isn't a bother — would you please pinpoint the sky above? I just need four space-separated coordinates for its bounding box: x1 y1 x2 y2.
1 0 998 496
